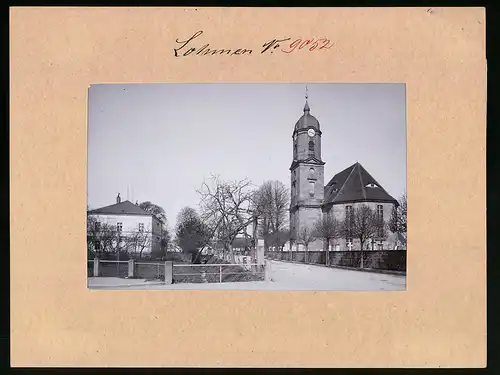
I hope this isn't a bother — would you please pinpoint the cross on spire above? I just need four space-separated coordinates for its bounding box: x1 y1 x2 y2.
304 85 310 113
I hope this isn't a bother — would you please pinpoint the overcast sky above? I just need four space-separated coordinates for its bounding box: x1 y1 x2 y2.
88 83 406 228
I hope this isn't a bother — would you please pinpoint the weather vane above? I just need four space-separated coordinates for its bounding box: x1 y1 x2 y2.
305 85 308 100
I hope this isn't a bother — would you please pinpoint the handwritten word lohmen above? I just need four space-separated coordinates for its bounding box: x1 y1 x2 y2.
174 31 334 57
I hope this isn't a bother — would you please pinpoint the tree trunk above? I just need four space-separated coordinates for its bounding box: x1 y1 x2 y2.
325 238 330 266
360 239 364 269
229 245 236 264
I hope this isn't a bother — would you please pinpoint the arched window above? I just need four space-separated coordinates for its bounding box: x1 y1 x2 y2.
294 143 298 158
308 141 314 155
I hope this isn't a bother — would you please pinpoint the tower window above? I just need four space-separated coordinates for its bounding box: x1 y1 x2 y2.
308 141 314 153
293 143 298 159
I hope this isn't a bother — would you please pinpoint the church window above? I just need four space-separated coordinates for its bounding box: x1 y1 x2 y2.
345 205 354 241
377 205 383 219
294 143 298 158
308 141 315 155
292 181 296 195
376 205 384 237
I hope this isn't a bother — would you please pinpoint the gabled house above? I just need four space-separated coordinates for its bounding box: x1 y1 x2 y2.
88 194 162 256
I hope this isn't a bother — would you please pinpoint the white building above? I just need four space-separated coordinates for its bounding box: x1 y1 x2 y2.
88 194 162 257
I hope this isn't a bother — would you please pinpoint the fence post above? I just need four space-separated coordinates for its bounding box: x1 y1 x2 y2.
128 259 134 278
219 265 222 283
164 261 173 284
93 257 99 277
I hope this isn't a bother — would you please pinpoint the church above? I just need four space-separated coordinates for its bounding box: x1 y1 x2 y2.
289 94 401 251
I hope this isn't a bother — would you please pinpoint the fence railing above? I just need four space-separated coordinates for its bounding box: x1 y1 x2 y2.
173 263 264 283
88 257 266 284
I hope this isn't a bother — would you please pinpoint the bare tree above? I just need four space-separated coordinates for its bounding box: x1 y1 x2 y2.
87 211 120 257
298 226 316 263
126 227 152 259
313 214 340 265
197 175 256 264
254 181 290 252
342 204 378 268
389 192 407 248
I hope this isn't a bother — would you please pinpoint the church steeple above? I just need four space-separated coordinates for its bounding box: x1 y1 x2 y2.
304 86 310 113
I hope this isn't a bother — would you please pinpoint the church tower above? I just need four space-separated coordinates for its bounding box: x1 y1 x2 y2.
289 89 325 248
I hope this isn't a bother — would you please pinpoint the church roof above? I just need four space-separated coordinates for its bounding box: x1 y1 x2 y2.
294 100 320 131
324 162 397 205
89 200 153 216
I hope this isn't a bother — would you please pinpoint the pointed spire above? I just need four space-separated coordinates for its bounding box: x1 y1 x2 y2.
304 85 310 113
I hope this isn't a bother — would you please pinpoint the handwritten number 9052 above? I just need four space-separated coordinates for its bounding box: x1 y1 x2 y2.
282 38 334 53
261 37 334 54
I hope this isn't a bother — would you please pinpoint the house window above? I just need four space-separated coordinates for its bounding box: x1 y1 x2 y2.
139 223 144 232
117 222 123 232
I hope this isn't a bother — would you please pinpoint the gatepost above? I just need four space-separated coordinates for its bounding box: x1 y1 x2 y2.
256 238 265 277
128 259 134 278
164 261 173 284
93 257 99 277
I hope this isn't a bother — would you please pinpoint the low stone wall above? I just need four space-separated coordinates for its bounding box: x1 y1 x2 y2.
266 250 406 272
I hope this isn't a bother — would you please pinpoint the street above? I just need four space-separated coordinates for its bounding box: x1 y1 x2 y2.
88 260 406 291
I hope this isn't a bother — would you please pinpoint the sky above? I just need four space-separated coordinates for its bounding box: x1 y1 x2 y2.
88 83 406 229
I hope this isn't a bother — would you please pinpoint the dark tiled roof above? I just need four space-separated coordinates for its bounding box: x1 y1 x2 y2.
324 162 397 205
89 200 152 216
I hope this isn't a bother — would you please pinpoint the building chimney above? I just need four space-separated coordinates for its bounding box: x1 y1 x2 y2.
116 193 121 203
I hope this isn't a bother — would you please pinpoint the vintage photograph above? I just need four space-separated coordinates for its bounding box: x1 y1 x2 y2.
87 83 407 290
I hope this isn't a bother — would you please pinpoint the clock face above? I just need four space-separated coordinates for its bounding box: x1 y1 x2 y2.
308 129 316 137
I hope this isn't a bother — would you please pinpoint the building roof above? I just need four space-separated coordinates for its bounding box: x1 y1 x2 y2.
324 162 397 205
294 100 320 131
232 237 253 248
89 200 153 216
